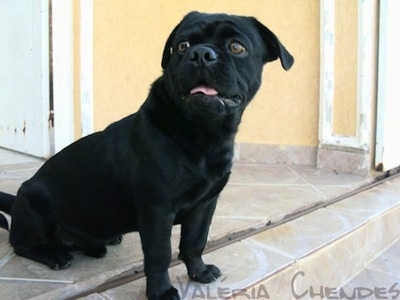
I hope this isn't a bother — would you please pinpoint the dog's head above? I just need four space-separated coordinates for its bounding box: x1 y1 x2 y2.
161 11 294 118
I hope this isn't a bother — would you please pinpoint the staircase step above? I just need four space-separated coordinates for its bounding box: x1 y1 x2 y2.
79 174 400 300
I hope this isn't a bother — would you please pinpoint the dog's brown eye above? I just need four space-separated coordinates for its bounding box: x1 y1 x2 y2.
229 42 247 55
178 41 190 53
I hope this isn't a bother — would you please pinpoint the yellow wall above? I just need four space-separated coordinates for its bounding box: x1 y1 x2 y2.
333 0 358 136
73 0 81 139
88 0 320 147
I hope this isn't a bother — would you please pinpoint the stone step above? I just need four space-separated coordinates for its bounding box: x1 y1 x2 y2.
76 175 400 299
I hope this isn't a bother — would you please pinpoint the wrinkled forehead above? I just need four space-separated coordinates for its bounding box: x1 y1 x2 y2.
173 14 258 45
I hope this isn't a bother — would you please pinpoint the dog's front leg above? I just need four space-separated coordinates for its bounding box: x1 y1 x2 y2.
138 211 179 300
179 196 222 283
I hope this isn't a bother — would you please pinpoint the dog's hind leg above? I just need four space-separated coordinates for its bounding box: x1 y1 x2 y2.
9 192 74 269
14 244 73 270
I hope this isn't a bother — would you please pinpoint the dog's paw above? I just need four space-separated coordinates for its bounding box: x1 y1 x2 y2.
39 249 73 270
51 255 73 270
147 286 180 300
45 248 73 270
15 245 73 270
188 264 221 283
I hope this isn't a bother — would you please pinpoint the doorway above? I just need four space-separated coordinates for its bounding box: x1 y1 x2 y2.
0 0 50 158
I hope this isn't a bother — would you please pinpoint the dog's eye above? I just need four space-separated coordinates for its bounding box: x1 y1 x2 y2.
229 42 247 55
177 41 190 53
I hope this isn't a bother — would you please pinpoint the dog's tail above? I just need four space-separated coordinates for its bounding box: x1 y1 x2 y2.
0 191 16 230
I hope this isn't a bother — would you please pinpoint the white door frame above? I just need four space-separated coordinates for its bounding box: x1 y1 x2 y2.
52 0 94 154
80 0 94 138
319 0 376 151
375 1 400 171
52 0 75 153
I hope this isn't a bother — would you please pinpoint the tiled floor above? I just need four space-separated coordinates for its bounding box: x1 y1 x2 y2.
78 176 400 300
341 239 400 299
0 148 398 299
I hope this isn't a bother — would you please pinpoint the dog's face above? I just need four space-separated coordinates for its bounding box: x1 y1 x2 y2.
161 11 294 118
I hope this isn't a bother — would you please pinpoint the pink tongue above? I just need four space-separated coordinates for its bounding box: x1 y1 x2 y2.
190 85 218 96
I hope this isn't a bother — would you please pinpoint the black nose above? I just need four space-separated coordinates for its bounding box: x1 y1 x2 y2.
189 46 217 67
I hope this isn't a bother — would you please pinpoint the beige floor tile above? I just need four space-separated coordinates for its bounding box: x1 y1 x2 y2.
291 165 369 186
311 184 355 200
293 226 371 294
248 208 366 259
341 269 400 299
96 240 294 300
0 161 43 173
379 177 400 194
0 160 42 194
339 239 400 300
233 264 298 300
363 206 400 261
0 149 43 165
365 239 400 279
229 164 305 186
0 280 66 300
0 179 26 194
217 185 323 224
0 237 13 265
328 181 400 219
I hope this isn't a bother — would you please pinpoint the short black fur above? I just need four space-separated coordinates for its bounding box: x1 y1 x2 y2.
0 11 293 299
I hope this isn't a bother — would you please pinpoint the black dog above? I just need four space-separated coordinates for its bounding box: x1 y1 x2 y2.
0 11 293 299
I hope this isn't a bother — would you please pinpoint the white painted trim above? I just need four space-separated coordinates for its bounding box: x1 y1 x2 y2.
52 0 75 153
319 0 376 152
375 1 400 170
39 0 51 158
319 0 335 146
80 0 94 137
375 0 388 166
356 0 375 150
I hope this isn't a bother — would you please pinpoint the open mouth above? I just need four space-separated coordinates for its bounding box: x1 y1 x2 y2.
187 84 242 107
190 85 219 96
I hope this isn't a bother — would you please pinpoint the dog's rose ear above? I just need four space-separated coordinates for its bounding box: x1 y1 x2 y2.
250 18 294 70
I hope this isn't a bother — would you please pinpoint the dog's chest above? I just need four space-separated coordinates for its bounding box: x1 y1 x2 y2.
173 162 230 214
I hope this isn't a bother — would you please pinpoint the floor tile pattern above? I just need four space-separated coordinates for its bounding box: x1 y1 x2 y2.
0 148 396 300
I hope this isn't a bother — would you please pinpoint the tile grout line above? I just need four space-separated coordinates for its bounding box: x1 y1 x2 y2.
232 207 400 299
228 183 310 187
287 165 330 200
0 277 74 284
31 171 400 299
0 251 15 269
